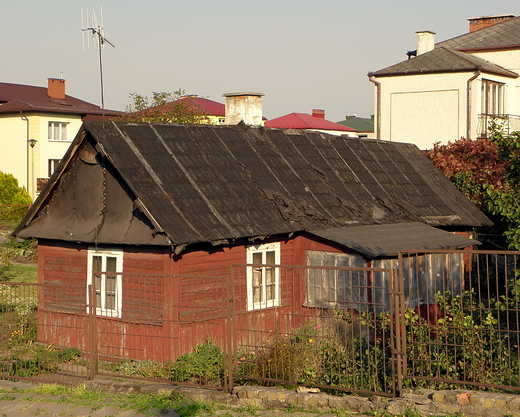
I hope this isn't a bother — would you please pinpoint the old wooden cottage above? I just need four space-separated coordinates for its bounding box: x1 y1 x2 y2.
13 121 491 361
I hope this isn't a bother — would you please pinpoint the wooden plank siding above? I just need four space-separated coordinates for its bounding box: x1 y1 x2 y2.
36 235 365 362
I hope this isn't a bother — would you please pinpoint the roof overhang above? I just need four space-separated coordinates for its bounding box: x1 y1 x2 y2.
309 222 479 259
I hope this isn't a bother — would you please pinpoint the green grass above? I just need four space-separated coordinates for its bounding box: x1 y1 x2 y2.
0 264 37 283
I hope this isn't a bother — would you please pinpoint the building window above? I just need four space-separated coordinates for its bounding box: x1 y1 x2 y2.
306 251 367 310
48 159 61 177
481 80 505 116
87 248 123 318
48 122 68 141
246 242 280 310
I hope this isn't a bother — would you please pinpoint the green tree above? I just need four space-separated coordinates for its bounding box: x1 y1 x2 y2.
119 90 210 124
425 127 520 249
0 172 31 222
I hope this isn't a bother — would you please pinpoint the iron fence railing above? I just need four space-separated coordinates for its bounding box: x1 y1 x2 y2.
0 249 519 396
477 114 520 138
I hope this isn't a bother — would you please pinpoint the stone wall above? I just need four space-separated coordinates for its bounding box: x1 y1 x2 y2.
87 378 520 417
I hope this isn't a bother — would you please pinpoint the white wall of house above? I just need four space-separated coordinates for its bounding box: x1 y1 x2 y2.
377 72 469 149
376 69 518 149
0 112 83 199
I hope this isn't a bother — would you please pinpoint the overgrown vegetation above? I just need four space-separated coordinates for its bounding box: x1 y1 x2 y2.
107 339 225 386
426 123 520 249
235 290 515 394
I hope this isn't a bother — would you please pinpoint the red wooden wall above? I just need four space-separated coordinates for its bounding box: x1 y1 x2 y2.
37 234 365 362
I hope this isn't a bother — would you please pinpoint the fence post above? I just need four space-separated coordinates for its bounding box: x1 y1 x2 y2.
87 284 98 380
390 256 407 395
225 265 237 393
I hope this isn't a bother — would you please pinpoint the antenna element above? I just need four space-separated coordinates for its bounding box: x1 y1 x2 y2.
82 7 115 120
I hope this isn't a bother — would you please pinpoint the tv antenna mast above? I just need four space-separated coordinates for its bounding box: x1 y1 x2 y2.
82 7 115 119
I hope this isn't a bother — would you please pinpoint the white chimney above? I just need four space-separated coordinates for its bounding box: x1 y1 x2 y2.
223 92 264 126
416 31 436 55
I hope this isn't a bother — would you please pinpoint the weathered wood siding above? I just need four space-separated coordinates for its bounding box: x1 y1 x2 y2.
37 235 356 362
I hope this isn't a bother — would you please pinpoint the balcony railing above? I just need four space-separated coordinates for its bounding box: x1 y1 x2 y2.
478 114 520 138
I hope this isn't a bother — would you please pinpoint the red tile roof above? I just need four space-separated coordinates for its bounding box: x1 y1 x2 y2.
0 82 121 117
175 96 225 116
265 113 357 132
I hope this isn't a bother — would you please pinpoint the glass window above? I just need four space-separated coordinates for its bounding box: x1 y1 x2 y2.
306 251 367 310
246 242 280 310
481 80 505 116
87 248 123 318
48 122 68 141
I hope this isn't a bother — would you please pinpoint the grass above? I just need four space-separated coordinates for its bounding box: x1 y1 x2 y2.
0 264 37 283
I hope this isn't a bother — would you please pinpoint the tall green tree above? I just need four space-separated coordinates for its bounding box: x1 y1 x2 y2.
426 127 520 249
0 172 32 221
119 90 209 124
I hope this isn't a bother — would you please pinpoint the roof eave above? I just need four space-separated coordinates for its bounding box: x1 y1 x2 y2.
369 67 517 78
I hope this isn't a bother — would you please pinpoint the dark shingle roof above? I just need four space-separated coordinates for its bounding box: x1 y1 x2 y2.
369 47 518 78
14 121 491 247
0 82 121 117
437 16 520 51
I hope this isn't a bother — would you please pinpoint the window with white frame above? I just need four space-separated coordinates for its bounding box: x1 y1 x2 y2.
481 79 505 116
246 242 280 311
48 122 68 141
87 248 123 318
48 159 61 177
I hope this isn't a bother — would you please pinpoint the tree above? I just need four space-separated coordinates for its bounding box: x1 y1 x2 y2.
119 90 210 124
0 172 32 222
425 126 520 250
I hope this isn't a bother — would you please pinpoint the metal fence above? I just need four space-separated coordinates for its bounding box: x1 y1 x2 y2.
0 249 519 396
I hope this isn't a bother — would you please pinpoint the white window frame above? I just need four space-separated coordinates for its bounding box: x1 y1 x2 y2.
481 79 505 116
87 248 123 318
48 121 69 141
246 242 281 311
48 159 61 177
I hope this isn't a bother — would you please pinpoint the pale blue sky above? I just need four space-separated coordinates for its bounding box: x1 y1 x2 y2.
2 1 520 121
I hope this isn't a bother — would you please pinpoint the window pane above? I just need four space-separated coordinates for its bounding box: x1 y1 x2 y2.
105 293 115 310
106 276 116 292
252 252 262 265
252 268 262 303
93 256 102 272
265 251 275 265
48 123 52 140
266 283 274 300
61 124 67 141
106 257 117 272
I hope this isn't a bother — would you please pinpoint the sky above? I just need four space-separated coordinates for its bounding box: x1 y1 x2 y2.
2 1 520 122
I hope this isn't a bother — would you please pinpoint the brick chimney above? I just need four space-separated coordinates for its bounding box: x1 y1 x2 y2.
468 15 515 32
48 78 65 100
312 109 325 119
223 92 264 126
416 31 436 55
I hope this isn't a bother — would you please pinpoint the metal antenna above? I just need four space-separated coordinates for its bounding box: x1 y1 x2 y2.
82 7 115 120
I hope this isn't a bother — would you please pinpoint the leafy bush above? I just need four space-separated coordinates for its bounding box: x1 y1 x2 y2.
171 340 224 385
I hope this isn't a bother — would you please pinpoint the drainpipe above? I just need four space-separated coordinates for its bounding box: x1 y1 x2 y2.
467 69 481 140
368 75 381 140
20 112 30 192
